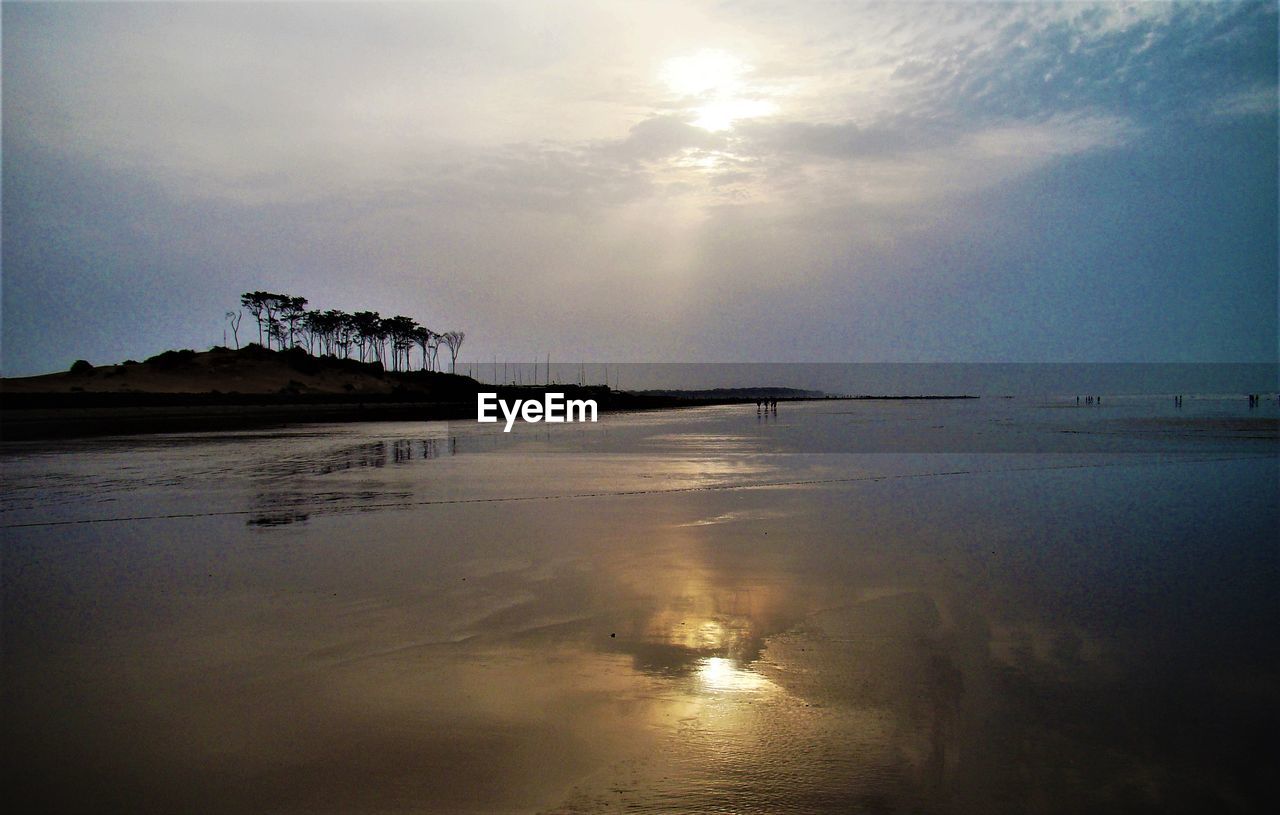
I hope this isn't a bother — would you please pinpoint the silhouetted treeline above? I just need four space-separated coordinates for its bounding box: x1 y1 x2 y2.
231 291 464 372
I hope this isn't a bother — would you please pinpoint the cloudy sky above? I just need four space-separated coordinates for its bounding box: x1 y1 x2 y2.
2 0 1276 375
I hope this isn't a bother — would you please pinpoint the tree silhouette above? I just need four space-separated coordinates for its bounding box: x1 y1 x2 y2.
381 315 419 372
230 293 463 375
413 327 435 371
225 310 243 349
300 310 320 355
350 311 381 363
427 331 442 371
371 318 389 367
441 331 465 373
240 291 295 348
262 293 284 349
280 296 308 349
240 292 268 346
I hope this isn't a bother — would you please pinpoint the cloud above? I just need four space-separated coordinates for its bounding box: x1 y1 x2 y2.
1210 85 1279 119
2 1 1275 371
7 0 1271 212
608 115 729 160
920 1 1278 123
739 117 959 160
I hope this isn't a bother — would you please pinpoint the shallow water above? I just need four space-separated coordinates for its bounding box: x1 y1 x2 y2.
3 399 1277 813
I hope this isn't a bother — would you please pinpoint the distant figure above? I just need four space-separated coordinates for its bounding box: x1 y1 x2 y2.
755 400 762 412
771 399 777 412
1076 396 1080 405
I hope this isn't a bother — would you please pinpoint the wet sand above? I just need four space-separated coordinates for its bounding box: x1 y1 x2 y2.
3 400 1277 813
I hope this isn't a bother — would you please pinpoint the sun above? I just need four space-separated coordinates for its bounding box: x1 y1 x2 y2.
660 49 777 132
660 49 748 97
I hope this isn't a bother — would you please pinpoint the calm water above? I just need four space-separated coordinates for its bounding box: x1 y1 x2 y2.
3 398 1277 813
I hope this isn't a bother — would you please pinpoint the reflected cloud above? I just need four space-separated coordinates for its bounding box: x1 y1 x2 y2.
594 518 796 700
4 413 1272 812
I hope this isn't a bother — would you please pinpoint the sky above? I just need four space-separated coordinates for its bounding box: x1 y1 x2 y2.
2 0 1277 375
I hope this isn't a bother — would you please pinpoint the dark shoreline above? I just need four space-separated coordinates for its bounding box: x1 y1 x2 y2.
0 392 978 442
1 346 989 441
0 392 764 442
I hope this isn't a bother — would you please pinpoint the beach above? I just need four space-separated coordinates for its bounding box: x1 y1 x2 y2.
6 1 1277 810
2 398 1277 813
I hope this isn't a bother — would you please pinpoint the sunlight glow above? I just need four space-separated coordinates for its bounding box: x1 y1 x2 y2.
660 50 747 97
691 99 778 132
660 49 778 132
696 657 772 693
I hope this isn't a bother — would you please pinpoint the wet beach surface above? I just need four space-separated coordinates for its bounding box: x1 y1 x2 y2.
3 398 1277 813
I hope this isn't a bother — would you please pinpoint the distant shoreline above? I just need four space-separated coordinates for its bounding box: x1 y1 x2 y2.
0 392 979 442
0 346 980 441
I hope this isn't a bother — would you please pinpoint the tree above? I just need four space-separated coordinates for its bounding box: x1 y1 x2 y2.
230 294 463 373
426 331 442 371
381 315 419 372
301 310 321 355
350 311 381 362
240 292 268 346
373 319 390 368
440 331 465 373
332 310 356 358
240 291 293 348
280 296 308 348
413 327 436 371
259 293 291 349
268 319 288 350
224 310 243 349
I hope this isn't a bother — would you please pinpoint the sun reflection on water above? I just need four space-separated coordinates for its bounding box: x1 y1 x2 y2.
695 656 773 694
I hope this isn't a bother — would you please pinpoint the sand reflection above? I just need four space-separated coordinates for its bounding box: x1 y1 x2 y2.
5 420 1275 813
